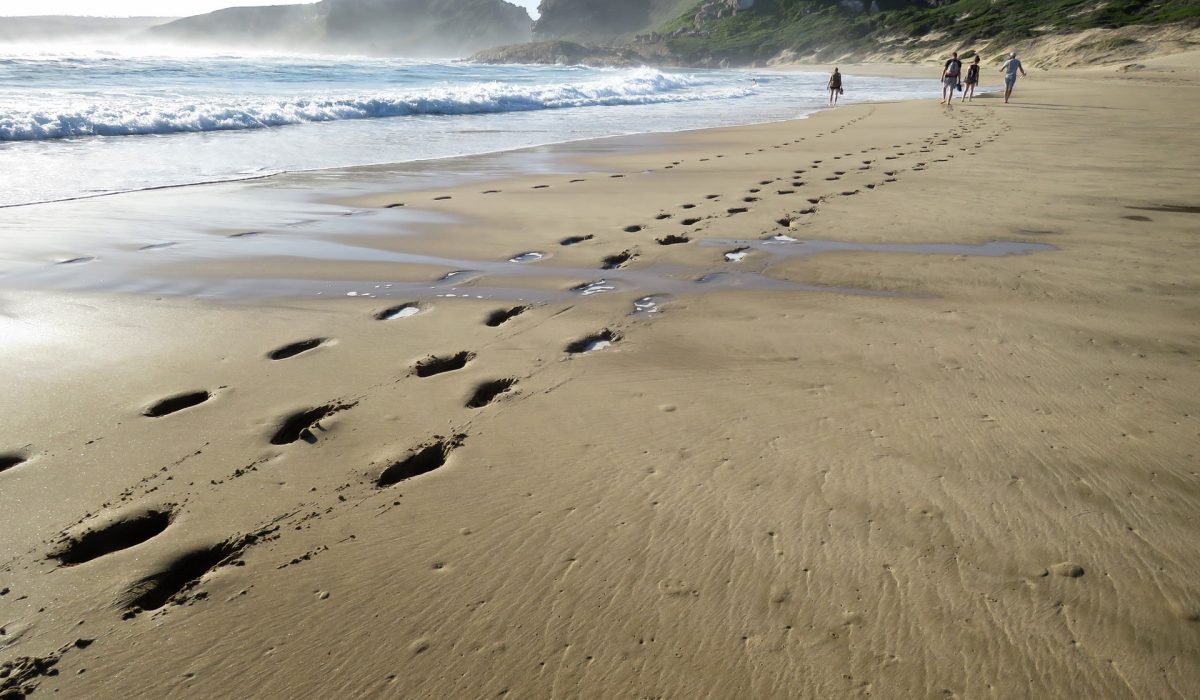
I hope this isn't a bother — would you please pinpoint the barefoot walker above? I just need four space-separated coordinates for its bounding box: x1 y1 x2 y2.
1001 52 1027 103
828 67 842 106
941 52 962 106
961 56 981 102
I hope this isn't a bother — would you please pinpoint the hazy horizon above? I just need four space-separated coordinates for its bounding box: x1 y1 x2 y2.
0 0 542 19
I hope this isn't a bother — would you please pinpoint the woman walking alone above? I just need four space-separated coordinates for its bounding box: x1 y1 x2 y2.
828 67 842 106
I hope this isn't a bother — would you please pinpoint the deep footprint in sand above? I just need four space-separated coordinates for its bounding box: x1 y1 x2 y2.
509 251 546 263
559 235 594 246
376 303 423 320
623 225 644 233
602 250 636 270
485 306 528 327
268 338 326 361
466 379 517 408
144 391 211 418
270 403 354 445
122 532 266 614
52 508 175 566
376 435 466 487
413 352 475 378
657 234 690 246
566 330 622 354
1 453 28 473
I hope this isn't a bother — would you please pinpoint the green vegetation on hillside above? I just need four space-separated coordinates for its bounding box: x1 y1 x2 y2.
659 0 1200 63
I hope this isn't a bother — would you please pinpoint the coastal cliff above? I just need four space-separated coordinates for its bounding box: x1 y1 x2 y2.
494 0 1200 68
147 0 532 57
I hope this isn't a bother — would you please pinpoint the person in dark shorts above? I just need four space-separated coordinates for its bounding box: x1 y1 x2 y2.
960 55 981 102
941 52 962 107
828 67 842 106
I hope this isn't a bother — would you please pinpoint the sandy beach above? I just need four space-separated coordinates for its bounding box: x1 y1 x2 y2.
2 54 1199 698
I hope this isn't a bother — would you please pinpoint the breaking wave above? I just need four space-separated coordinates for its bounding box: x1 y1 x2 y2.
0 68 747 141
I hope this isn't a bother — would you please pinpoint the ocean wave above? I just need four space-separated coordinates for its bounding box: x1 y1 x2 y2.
0 68 747 141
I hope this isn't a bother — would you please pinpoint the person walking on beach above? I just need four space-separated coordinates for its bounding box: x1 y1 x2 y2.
941 52 962 106
828 67 842 106
960 55 981 102
1001 52 1027 103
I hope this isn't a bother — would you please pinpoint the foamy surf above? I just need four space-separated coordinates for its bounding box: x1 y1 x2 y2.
0 67 742 142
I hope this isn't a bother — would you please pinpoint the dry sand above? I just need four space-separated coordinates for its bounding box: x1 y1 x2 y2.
2 56 1199 698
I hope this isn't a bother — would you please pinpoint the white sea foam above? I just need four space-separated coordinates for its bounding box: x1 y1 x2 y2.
0 67 744 142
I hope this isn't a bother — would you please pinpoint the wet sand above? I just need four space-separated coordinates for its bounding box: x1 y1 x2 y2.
2 55 1199 698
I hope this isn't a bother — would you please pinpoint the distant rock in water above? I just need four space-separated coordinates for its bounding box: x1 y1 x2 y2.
472 41 656 67
146 0 532 57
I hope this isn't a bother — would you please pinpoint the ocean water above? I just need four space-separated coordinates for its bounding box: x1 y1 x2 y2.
0 50 940 208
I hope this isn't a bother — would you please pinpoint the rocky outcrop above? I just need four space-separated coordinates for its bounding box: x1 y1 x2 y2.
146 0 531 57
472 40 656 66
533 0 691 42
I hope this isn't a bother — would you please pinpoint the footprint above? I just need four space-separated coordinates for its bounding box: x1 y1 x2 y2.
532 185 550 189
724 247 750 262
623 225 644 233
268 338 325 361
705 194 720 200
655 213 672 220
139 242 177 251
466 379 517 408
270 403 354 445
566 330 621 354
376 303 422 320
559 235 594 246
569 179 586 183
727 207 749 215
433 196 452 201
228 231 262 238
680 218 702 226
51 508 174 566
571 279 616 296
681 204 697 209
122 533 264 613
743 197 759 203
610 174 625 178
414 352 475 378
509 252 545 263
376 435 466 487
777 190 795 195
1 453 28 473
482 190 501 194
485 306 527 327
657 235 690 246
602 250 636 270
385 202 406 208
58 257 95 265
144 391 211 418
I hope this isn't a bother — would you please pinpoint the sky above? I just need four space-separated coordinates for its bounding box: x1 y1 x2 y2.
0 1 541 18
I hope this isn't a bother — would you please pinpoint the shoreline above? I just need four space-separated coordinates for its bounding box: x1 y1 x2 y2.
2 63 1199 698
